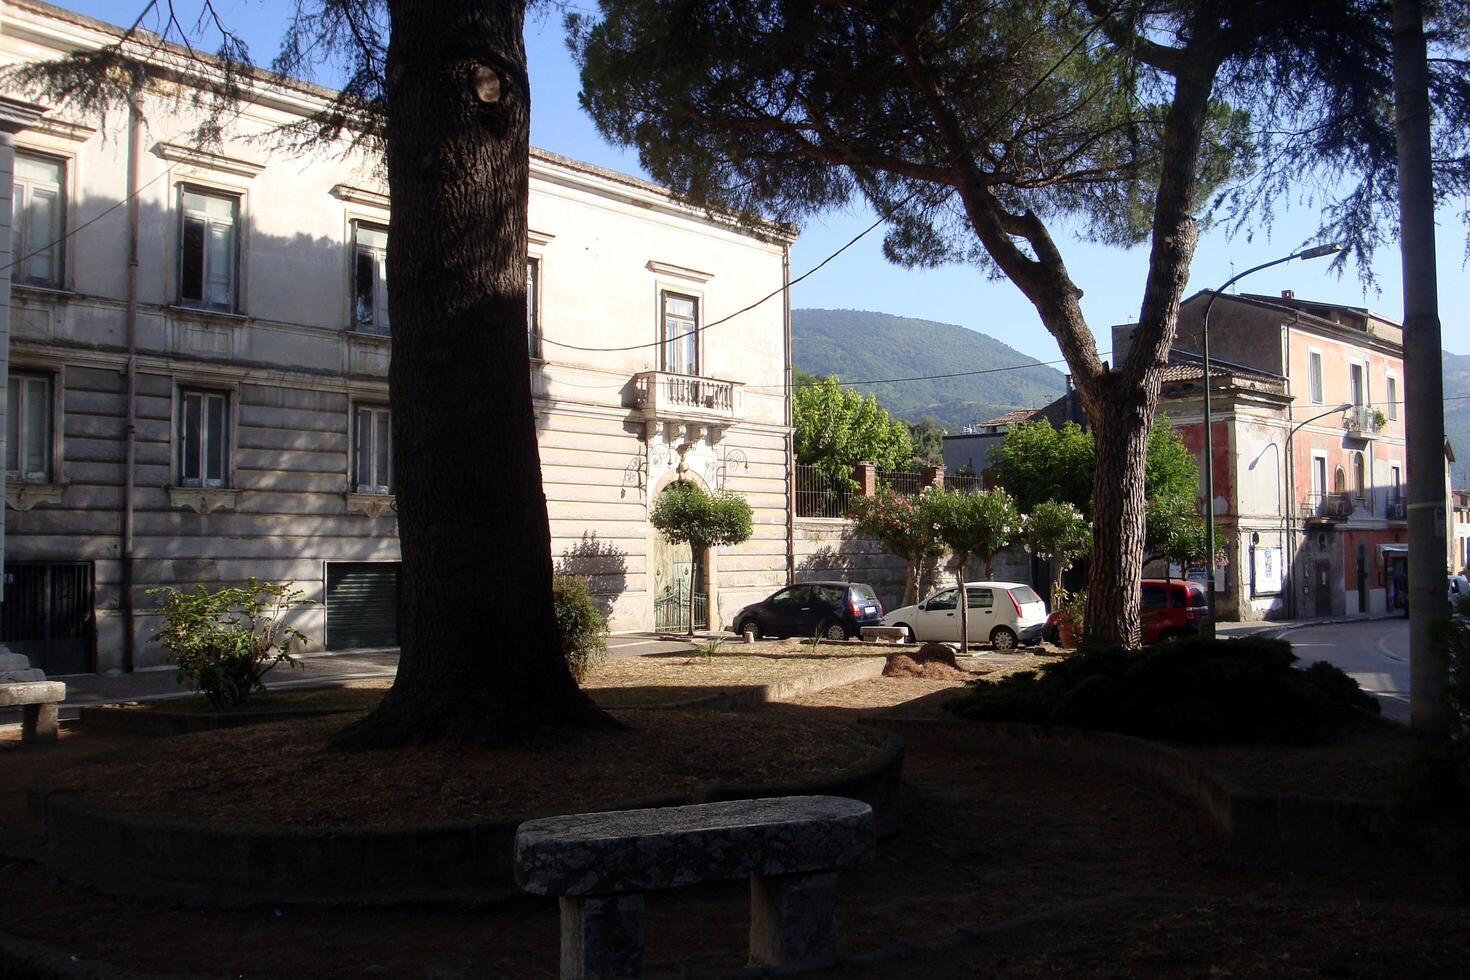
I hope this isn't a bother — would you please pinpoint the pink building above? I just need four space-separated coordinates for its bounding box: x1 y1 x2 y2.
1116 291 1409 622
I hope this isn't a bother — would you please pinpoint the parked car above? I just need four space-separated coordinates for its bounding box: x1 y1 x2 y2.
1041 578 1208 645
732 581 884 640
883 582 1047 651
1450 573 1470 605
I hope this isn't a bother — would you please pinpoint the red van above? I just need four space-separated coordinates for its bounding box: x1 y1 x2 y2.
1139 578 1209 643
1042 578 1208 644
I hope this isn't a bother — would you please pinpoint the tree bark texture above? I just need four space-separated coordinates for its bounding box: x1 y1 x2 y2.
955 561 969 654
1083 386 1155 645
1393 0 1449 732
333 0 617 748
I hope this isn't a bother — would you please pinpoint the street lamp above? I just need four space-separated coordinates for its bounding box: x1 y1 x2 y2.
1281 402 1353 619
1199 243 1342 638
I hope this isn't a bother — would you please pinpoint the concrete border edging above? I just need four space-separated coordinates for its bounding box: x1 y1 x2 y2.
74 703 364 737
863 717 1387 858
24 734 904 908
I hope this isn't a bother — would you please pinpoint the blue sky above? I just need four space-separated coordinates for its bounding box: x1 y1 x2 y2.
73 0 1470 361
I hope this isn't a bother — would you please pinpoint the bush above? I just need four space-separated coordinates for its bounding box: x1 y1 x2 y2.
945 635 1380 744
1390 596 1470 896
148 579 311 708
553 574 608 682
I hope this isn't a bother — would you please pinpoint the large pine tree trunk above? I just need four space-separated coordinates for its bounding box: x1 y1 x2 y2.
1083 388 1154 646
334 0 618 748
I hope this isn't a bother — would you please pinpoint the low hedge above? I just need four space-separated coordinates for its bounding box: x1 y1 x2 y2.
945 635 1380 744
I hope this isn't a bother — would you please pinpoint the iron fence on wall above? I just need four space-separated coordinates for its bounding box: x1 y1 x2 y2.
946 473 983 493
876 469 923 497
795 463 852 518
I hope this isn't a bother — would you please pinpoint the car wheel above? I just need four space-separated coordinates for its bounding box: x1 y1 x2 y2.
821 620 849 641
894 623 917 643
738 619 762 640
990 626 1018 651
1157 628 1184 644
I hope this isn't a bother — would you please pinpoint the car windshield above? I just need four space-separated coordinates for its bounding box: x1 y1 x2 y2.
1010 586 1041 604
850 584 878 602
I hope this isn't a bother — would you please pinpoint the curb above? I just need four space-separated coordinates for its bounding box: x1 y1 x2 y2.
74 703 366 737
859 717 1387 859
21 734 904 909
606 656 889 711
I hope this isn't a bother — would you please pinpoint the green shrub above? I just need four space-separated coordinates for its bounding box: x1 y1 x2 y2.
1390 596 1470 896
553 574 608 682
148 579 311 708
945 635 1379 744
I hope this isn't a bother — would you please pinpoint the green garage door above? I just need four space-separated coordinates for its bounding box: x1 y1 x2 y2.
326 562 400 650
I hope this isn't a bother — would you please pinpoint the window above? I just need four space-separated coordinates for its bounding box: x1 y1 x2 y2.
1349 362 1365 407
353 404 393 494
1141 584 1167 608
527 258 541 358
1387 375 1398 420
965 587 994 609
177 389 229 488
6 373 52 482
1311 456 1328 497
353 222 389 335
813 584 845 607
769 586 809 609
178 188 238 312
1352 452 1366 498
660 292 698 375
925 588 957 611
11 153 64 287
1308 351 1323 404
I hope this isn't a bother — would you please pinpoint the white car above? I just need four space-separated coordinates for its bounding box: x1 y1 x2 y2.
883 581 1048 651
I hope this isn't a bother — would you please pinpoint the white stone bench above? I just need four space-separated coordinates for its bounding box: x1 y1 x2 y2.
0 680 66 743
859 626 910 644
515 795 874 978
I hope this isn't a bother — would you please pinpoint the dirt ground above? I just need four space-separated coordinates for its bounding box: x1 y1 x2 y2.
1 668 1464 978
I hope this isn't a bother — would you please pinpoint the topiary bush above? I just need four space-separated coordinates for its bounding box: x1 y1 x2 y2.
148 579 311 708
945 635 1380 744
553 574 608 682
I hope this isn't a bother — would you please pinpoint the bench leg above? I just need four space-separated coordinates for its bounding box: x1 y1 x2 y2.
21 703 58 744
748 870 839 970
560 893 644 979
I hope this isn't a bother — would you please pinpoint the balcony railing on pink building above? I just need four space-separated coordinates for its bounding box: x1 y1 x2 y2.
1344 405 1385 440
1302 491 1354 520
631 371 743 435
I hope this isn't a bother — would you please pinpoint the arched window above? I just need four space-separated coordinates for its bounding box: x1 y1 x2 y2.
1334 465 1347 495
1352 452 1366 498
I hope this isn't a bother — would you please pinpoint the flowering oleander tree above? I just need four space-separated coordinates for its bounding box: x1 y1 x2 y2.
1024 500 1092 602
848 485 945 607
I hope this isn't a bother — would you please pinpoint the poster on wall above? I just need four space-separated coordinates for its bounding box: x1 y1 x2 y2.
1252 546 1283 596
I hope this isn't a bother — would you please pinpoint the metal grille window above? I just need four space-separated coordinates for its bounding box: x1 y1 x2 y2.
527 258 541 358
1307 351 1323 404
660 292 698 376
6 373 52 482
353 222 390 334
353 404 392 494
179 189 238 312
11 153 64 287
178 389 229 488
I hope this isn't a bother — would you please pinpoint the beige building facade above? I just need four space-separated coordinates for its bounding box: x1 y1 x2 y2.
0 0 796 673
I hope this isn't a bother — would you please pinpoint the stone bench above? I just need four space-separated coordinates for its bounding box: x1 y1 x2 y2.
515 795 874 978
0 680 67 743
859 626 910 644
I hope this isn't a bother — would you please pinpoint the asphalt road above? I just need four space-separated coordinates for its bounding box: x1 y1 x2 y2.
1286 617 1411 723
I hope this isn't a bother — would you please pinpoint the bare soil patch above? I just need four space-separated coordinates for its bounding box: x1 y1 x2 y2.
583 646 877 707
98 682 390 716
882 654 966 680
44 709 886 830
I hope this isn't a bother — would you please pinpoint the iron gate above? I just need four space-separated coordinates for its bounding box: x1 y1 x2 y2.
2 562 95 674
654 579 709 633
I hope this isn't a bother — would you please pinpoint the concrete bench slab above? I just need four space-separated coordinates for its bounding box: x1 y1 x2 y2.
0 679 67 743
516 796 874 977
859 626 909 644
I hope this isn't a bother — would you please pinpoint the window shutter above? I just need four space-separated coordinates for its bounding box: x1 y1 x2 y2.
206 220 233 310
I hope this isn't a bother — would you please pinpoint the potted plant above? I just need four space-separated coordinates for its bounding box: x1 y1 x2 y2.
1054 588 1086 648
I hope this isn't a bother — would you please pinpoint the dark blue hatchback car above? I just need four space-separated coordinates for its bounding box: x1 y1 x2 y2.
731 581 885 640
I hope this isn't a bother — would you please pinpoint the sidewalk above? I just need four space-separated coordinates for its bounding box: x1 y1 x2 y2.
1215 613 1404 640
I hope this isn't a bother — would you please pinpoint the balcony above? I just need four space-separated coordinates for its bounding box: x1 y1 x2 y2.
1302 491 1355 521
1344 405 1385 440
1385 495 1407 521
632 371 743 441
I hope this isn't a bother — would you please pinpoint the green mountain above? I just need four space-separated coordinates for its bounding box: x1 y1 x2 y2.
791 308 1066 431
1445 350 1470 488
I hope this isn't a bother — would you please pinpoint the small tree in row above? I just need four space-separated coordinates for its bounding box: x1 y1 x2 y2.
649 481 754 636
928 488 1022 654
1025 500 1092 603
847 486 944 607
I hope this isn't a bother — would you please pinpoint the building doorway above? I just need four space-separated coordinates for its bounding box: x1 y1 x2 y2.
325 561 401 650
1356 543 1368 613
651 484 708 633
1 562 95 675
1313 559 1334 618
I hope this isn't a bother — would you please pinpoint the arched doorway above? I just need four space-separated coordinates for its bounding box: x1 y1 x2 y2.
651 482 709 633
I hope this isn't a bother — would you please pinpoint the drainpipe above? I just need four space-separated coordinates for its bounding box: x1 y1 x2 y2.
1283 321 1296 619
782 242 795 584
120 85 142 672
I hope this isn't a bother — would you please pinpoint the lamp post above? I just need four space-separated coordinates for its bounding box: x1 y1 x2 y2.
1199 243 1342 637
